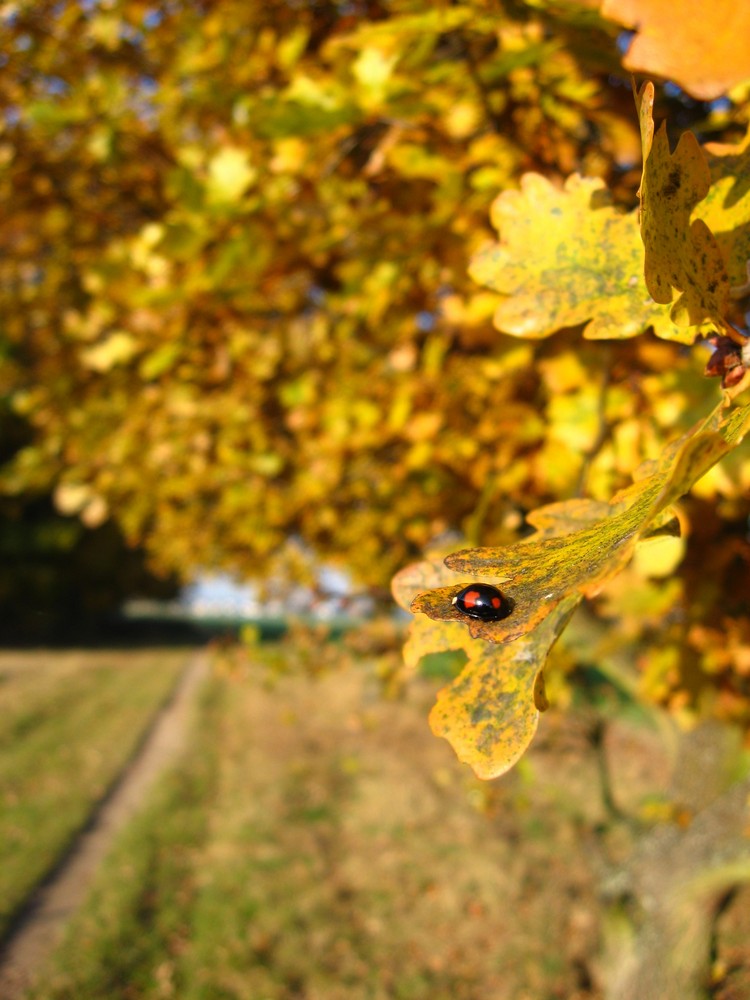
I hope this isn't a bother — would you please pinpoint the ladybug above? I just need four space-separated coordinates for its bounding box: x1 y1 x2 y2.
452 583 511 622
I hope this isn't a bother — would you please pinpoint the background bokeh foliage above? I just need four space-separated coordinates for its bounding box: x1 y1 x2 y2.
2 0 750 736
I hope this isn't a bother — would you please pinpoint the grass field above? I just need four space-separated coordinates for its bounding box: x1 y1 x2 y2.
25 646 611 1000
0 649 187 938
9 641 750 1000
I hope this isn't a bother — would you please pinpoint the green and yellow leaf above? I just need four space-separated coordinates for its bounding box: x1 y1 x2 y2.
393 559 580 778
634 80 731 332
469 172 681 341
412 397 750 644
696 127 750 289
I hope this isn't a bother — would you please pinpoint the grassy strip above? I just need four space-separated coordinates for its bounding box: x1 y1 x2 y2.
0 650 187 937
27 677 223 1000
29 653 610 1000
29 668 383 1000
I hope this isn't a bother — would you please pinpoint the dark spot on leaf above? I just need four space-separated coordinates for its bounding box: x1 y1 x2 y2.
662 167 681 197
471 694 512 724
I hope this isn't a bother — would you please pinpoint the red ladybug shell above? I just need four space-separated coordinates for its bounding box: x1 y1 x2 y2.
452 583 510 622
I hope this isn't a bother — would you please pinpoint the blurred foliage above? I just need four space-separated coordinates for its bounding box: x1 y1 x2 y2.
3 1 750 743
0 490 178 641
0 403 177 639
0 0 645 589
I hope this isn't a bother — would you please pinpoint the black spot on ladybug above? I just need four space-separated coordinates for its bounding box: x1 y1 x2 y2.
453 583 512 622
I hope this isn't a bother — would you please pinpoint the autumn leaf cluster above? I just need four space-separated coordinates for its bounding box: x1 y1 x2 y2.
0 0 645 587
3 2 750 745
397 62 750 775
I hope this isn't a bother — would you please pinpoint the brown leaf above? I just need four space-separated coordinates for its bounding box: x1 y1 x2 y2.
604 0 750 100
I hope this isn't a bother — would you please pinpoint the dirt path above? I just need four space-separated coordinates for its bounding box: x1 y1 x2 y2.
0 650 209 1000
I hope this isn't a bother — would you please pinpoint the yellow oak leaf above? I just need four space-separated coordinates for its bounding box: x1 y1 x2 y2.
392 558 580 779
427 599 579 780
603 0 750 101
411 397 750 644
634 81 731 331
397 397 750 778
523 497 615 537
469 172 684 342
695 128 750 289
